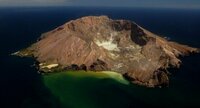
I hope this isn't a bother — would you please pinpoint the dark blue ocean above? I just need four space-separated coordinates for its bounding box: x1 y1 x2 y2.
0 7 200 108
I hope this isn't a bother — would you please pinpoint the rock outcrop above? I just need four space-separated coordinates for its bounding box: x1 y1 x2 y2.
16 16 199 87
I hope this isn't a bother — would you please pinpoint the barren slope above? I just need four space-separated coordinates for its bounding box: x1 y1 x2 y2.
16 16 199 87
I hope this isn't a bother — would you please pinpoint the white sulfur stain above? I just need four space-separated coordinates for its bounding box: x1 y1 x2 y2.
95 32 120 51
114 63 123 68
109 53 119 59
96 40 119 51
41 64 59 69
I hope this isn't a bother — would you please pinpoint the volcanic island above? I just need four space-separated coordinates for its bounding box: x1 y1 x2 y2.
14 16 199 87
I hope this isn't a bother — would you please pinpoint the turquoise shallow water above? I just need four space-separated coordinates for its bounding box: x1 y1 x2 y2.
1 7 200 108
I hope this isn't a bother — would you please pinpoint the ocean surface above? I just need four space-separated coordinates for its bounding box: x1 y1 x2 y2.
0 7 200 108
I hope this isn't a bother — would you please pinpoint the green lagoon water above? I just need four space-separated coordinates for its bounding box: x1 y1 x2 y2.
39 71 198 108
43 71 134 108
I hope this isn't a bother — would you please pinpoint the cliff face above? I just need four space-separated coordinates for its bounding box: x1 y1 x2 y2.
17 16 199 87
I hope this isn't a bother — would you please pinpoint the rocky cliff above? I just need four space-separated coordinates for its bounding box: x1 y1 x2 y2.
16 16 199 87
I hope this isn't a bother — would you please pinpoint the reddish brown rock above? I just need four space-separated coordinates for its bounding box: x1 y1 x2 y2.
17 16 199 87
